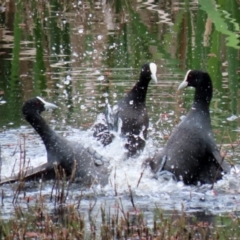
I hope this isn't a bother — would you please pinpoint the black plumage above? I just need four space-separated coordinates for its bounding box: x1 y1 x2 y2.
19 97 109 186
146 70 230 185
93 63 157 157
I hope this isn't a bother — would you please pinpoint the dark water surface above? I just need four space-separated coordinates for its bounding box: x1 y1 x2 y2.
1 0 240 230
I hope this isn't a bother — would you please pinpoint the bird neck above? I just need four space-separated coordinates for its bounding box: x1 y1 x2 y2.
128 78 150 103
25 111 56 147
192 85 212 111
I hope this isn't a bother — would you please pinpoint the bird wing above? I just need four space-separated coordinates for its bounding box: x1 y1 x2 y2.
206 137 230 173
143 150 167 173
0 162 54 185
211 149 231 173
105 102 120 131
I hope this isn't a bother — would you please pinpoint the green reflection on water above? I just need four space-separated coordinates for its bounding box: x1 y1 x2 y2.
0 0 239 149
4 1 23 127
32 1 47 94
199 0 240 49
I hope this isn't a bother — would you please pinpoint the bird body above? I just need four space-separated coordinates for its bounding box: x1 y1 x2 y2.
147 70 230 185
93 63 157 157
17 97 109 186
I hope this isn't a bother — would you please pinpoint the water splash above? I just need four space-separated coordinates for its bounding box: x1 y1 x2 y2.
1 126 240 219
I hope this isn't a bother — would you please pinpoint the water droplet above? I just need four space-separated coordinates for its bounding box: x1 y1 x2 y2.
227 115 238 121
0 100 6 105
86 51 92 55
56 83 63 89
103 93 109 97
73 52 78 57
64 75 71 85
97 75 104 81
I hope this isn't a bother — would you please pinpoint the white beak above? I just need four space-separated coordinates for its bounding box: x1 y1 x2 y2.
149 62 158 83
178 70 191 90
36 96 58 110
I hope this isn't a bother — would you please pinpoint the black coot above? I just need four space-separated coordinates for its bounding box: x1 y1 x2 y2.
93 62 157 157
19 97 109 186
146 70 230 185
